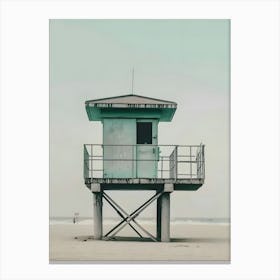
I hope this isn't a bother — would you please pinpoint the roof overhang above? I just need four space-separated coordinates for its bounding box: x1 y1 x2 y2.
85 94 177 122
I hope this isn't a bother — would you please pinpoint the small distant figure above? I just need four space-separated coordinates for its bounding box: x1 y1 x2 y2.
73 212 79 224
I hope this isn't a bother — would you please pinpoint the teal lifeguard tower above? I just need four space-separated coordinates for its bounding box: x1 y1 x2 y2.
84 94 205 242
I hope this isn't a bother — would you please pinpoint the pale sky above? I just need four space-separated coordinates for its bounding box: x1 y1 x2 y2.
50 19 230 218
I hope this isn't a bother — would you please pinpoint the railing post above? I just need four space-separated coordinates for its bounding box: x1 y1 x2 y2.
169 153 172 179
83 145 85 179
161 156 163 178
91 144 93 179
175 146 178 180
132 145 134 178
199 147 201 178
190 146 192 179
202 145 205 179
101 144 104 178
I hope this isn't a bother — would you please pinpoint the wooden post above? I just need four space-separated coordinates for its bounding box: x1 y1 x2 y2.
160 192 170 242
93 191 103 240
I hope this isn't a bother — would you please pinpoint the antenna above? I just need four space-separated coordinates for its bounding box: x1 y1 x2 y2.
131 68 134 95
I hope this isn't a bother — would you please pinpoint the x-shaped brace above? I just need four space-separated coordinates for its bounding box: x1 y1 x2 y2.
102 191 164 242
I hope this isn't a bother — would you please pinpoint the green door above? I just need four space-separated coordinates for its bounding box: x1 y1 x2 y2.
136 120 159 178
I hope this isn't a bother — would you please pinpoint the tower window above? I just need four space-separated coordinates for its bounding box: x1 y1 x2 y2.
137 122 152 144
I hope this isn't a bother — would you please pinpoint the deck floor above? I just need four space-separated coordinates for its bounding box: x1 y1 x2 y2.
85 178 204 191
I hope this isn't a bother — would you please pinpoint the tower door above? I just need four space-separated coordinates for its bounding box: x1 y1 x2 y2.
103 119 136 178
136 120 159 178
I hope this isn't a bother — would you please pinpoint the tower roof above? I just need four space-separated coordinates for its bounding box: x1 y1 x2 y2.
85 94 177 108
85 94 177 122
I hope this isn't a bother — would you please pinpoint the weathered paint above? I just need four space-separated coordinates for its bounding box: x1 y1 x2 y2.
86 107 176 122
158 192 170 242
103 119 136 178
85 93 177 179
136 119 158 178
103 118 159 178
86 94 177 106
83 93 205 242
93 192 103 240
85 177 203 191
85 94 177 122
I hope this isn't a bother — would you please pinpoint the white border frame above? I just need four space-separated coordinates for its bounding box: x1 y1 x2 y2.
1 1 279 280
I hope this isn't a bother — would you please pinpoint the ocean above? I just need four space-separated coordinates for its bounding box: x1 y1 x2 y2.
50 217 230 225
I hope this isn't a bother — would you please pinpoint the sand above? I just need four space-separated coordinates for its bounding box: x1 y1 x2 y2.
49 222 230 262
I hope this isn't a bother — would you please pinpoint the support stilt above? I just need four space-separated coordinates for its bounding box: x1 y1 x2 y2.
93 191 103 240
159 192 170 242
156 193 162 241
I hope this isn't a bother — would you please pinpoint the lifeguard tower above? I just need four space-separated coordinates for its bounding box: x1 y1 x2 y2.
84 94 205 242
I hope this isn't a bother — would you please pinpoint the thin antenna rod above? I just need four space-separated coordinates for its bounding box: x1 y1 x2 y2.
131 68 134 95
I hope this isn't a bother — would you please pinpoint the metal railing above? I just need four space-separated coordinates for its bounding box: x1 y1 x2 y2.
83 144 205 180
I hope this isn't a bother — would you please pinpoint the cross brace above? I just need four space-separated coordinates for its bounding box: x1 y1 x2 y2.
103 191 164 242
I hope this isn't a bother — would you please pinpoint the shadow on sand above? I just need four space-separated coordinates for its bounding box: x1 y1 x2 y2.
74 235 228 243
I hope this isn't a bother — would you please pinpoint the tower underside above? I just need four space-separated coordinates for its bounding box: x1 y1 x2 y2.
86 178 203 191
86 179 203 242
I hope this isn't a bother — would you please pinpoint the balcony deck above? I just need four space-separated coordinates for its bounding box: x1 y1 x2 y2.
84 144 205 192
85 177 204 191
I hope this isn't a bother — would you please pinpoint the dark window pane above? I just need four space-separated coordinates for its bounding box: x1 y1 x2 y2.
137 122 152 144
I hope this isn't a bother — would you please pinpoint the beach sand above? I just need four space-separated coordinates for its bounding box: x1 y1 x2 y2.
49 222 230 262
